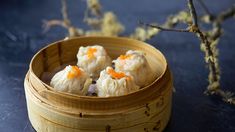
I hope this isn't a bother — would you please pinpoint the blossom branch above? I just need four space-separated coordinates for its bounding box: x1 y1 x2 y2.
142 0 235 105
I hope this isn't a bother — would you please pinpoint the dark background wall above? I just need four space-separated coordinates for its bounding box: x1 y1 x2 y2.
0 0 235 131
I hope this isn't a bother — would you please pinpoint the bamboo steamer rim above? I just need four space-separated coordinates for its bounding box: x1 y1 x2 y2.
29 36 168 100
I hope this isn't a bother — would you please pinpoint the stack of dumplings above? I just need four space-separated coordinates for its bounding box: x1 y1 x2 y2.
50 45 155 97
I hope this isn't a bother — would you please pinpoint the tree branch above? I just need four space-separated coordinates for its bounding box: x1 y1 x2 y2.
188 0 219 89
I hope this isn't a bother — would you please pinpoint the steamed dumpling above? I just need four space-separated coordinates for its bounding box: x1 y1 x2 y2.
50 65 92 95
113 50 154 87
77 45 112 79
96 67 139 97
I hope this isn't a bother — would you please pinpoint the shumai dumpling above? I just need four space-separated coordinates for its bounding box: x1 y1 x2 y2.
77 45 112 79
113 50 154 87
96 67 139 97
50 65 92 95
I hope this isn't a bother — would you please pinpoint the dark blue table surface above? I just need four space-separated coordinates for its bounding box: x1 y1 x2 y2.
0 0 235 131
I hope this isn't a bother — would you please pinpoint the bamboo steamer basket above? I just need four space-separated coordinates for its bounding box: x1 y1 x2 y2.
24 36 173 132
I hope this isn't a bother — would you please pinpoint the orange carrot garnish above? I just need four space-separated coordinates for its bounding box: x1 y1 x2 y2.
67 66 82 79
119 54 132 60
107 68 131 80
87 48 97 59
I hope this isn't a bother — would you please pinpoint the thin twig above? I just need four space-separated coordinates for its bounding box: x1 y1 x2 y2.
215 89 235 105
211 4 235 40
188 0 198 26
139 21 190 32
197 0 214 19
217 4 235 21
61 0 71 27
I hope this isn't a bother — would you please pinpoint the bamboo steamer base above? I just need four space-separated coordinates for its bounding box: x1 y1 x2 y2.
25 73 172 132
24 37 173 132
